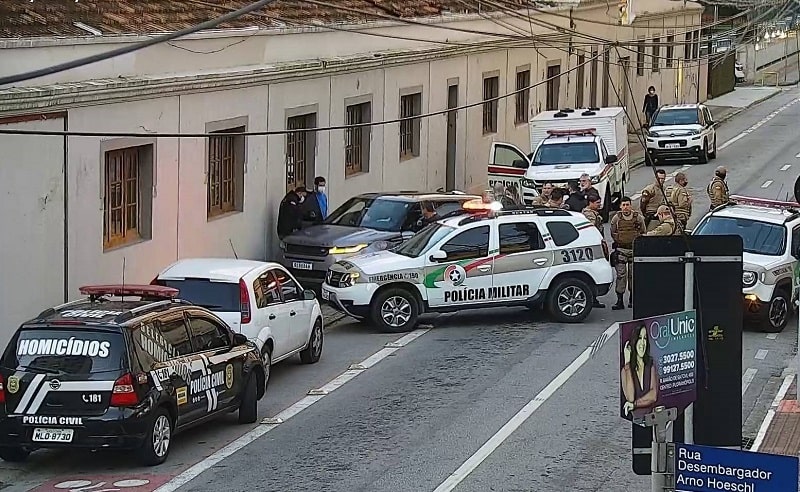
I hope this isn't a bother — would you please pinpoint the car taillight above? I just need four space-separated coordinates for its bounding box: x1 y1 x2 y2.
0 374 5 404
110 373 139 407
239 279 251 324
601 241 610 260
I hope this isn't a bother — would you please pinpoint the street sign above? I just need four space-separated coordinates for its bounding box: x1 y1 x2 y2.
675 443 799 492
620 310 697 425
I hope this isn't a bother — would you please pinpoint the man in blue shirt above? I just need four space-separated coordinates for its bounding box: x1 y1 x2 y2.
301 176 328 226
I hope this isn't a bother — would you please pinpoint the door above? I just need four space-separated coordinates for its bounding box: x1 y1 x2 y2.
151 314 196 426
446 84 458 191
185 310 239 417
495 222 551 296
702 106 716 144
273 267 313 351
488 142 530 191
253 270 293 358
424 224 494 307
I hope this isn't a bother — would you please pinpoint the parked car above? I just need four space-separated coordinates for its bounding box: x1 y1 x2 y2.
279 191 480 285
645 103 717 164
0 284 265 465
153 259 324 367
735 62 746 83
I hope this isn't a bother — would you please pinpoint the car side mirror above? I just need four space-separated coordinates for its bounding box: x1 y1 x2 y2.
232 333 249 346
605 154 618 164
302 289 316 301
429 250 447 262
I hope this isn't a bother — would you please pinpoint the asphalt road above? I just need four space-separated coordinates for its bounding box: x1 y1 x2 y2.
3 87 799 492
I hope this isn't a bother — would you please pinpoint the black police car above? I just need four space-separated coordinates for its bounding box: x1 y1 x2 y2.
0 284 266 465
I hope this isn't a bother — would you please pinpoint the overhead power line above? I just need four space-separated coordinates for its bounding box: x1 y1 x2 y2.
0 0 279 87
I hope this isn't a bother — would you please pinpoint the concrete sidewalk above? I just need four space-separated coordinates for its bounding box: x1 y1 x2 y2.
752 373 800 456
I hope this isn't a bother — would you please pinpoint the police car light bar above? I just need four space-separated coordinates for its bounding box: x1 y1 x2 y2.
729 195 800 210
546 128 596 136
462 199 503 212
78 285 180 299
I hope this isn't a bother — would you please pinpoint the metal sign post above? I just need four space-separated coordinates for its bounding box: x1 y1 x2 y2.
644 406 678 491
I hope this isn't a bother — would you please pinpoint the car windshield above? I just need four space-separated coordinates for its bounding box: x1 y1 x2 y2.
1 328 126 375
651 108 700 126
324 197 412 232
693 216 786 256
394 223 455 257
532 142 599 166
155 278 239 311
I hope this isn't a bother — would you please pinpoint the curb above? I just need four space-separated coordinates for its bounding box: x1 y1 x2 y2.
628 88 784 172
322 308 349 331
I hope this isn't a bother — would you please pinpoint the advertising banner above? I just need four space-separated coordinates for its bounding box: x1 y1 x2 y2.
620 310 697 425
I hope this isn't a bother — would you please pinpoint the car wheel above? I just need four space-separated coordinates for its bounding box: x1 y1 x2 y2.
763 289 790 333
260 345 272 393
698 140 709 164
238 374 259 424
546 277 593 323
370 288 419 333
0 447 30 463
708 137 717 159
299 318 323 364
137 408 172 466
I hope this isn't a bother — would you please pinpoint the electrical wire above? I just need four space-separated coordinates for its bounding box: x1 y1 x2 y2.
0 0 280 87
0 50 604 138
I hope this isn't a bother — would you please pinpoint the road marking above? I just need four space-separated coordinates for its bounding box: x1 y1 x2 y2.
755 349 769 360
153 328 431 492
717 98 800 152
742 368 758 396
796 152 800 158
780 164 792 171
750 373 795 452
761 180 773 188
432 322 619 492
766 333 778 340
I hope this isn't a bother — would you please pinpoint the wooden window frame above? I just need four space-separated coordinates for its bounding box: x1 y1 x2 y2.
515 69 530 125
652 36 661 73
399 92 422 159
345 101 371 177
102 143 154 251
482 75 499 134
666 33 675 68
207 129 242 218
637 38 646 75
286 112 317 192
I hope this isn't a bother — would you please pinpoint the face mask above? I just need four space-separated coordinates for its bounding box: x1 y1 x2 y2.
318 186 326 194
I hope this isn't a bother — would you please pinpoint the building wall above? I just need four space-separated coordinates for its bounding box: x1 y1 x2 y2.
0 5 705 346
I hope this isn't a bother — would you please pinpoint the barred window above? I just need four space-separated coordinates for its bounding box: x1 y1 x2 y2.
400 92 422 159
103 145 153 250
515 70 530 124
345 102 371 177
482 76 499 134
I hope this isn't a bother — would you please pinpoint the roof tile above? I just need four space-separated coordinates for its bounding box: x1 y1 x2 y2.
0 0 484 38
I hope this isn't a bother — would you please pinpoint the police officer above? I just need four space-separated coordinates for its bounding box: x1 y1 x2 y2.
639 169 667 231
646 205 680 236
277 186 309 239
547 188 570 209
582 194 606 309
669 172 692 229
610 196 646 310
707 165 730 210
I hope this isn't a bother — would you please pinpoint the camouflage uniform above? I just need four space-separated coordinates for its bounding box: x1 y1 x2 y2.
707 176 730 210
582 206 603 234
640 181 666 232
669 184 692 228
610 211 646 304
645 218 680 236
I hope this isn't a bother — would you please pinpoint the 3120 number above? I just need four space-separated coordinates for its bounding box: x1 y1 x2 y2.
561 247 594 263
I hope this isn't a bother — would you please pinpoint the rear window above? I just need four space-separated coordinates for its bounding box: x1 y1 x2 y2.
157 279 239 311
1 328 127 375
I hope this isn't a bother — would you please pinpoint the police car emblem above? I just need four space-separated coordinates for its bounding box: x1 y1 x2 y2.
49 379 61 390
444 264 467 286
225 364 234 389
7 376 19 394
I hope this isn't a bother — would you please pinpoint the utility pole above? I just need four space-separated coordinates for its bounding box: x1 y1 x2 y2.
683 251 695 445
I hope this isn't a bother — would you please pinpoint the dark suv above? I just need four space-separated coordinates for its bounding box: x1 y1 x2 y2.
279 191 480 284
0 284 266 465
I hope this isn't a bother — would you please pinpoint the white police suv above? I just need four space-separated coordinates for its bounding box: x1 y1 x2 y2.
691 195 800 332
320 203 614 332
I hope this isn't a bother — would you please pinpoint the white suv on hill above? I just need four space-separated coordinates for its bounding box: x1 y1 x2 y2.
321 206 614 332
645 103 717 164
154 258 324 365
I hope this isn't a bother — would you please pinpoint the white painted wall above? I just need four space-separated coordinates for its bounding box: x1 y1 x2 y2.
0 117 65 350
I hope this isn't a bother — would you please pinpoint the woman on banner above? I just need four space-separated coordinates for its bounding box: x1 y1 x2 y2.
621 325 658 418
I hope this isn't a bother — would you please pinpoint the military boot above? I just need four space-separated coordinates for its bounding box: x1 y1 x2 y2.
612 293 625 310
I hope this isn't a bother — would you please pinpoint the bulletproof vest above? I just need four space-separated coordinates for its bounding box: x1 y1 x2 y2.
706 176 729 201
616 211 642 246
670 185 691 216
644 183 665 213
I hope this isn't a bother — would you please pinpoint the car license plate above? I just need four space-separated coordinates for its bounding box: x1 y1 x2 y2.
32 428 74 442
665 143 680 149
292 261 313 271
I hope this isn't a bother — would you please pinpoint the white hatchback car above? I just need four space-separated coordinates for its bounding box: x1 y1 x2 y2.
153 259 324 369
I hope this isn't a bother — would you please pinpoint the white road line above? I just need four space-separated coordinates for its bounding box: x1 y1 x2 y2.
796 152 800 158
432 322 619 492
780 164 792 171
750 373 795 452
755 349 769 360
766 333 778 340
153 328 431 492
742 368 758 396
761 180 773 188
